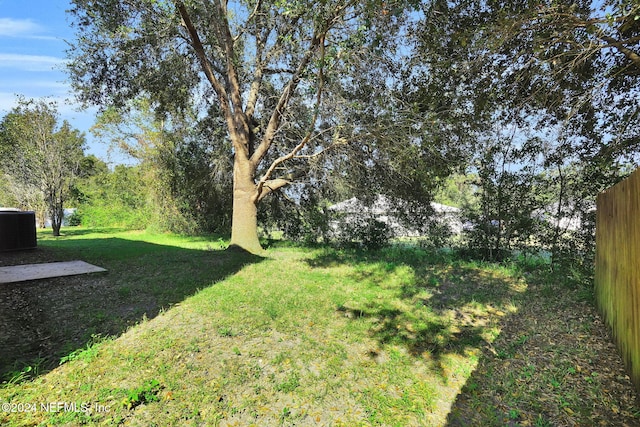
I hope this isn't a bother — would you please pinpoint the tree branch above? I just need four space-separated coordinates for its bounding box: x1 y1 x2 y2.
233 0 263 43
255 178 291 202
175 3 235 126
253 33 328 202
539 7 640 72
245 17 270 119
248 1 354 168
599 34 640 71
249 31 323 168
213 0 253 157
176 0 253 159
175 2 227 106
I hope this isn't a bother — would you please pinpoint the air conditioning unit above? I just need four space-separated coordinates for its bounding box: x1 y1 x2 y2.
0 209 37 251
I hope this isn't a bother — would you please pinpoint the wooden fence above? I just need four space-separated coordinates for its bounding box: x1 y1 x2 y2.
595 168 640 392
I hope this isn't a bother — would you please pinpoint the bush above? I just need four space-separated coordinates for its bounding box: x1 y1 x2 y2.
335 215 393 251
67 210 82 226
75 203 150 230
421 220 454 249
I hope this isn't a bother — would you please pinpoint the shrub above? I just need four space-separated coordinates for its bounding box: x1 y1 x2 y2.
67 210 82 226
335 215 393 251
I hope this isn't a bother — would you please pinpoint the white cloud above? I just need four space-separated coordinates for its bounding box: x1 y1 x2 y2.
0 53 67 71
0 18 44 37
0 79 67 91
0 92 94 127
0 92 66 113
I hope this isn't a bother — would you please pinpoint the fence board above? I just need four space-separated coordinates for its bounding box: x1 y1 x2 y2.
595 168 640 391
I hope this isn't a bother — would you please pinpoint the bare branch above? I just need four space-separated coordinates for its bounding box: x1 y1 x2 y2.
246 7 270 119
248 2 355 168
249 32 324 167
233 0 263 43
255 178 291 202
176 0 254 158
253 33 328 202
599 34 640 71
264 67 296 74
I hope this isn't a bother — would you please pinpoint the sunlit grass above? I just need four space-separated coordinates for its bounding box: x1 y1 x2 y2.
1 228 527 426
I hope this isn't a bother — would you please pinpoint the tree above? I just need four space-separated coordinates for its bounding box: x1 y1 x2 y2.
460 124 548 259
408 0 639 265
413 0 639 164
74 164 152 229
0 99 86 236
90 98 234 233
67 0 416 253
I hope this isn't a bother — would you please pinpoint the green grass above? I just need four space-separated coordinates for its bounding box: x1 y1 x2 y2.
0 227 636 426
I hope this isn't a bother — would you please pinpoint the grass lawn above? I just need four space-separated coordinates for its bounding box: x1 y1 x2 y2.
0 228 638 426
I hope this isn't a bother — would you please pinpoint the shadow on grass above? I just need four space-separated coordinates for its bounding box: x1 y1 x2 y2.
43 226 135 237
308 247 526 382
0 234 262 382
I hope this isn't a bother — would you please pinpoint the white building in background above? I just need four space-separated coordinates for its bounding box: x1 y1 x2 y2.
532 201 596 232
328 195 462 237
40 208 77 228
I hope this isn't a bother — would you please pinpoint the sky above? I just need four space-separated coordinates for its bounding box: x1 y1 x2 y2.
0 0 117 164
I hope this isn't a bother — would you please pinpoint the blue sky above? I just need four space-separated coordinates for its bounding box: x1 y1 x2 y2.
0 0 113 163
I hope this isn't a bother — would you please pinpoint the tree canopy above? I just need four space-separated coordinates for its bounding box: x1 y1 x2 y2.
67 0 431 252
64 0 639 266
0 98 86 236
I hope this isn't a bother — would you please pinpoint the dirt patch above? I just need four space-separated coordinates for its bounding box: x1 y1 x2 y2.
0 247 59 267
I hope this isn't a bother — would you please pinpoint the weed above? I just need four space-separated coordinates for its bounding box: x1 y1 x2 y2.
534 414 552 427
427 275 440 287
218 326 236 337
276 372 300 393
515 334 529 346
280 406 291 421
185 340 200 353
264 303 280 319
521 365 536 379
464 379 479 392
272 351 290 365
60 334 107 365
121 379 163 409
496 334 529 359
2 357 48 385
118 286 133 299
90 309 109 326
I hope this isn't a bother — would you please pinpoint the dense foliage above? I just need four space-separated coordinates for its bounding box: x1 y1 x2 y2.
411 0 639 270
65 0 431 252
0 99 86 236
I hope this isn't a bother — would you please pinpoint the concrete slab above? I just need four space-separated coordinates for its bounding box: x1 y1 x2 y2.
0 261 107 284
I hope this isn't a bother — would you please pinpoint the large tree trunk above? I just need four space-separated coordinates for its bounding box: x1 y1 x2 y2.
229 158 263 254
